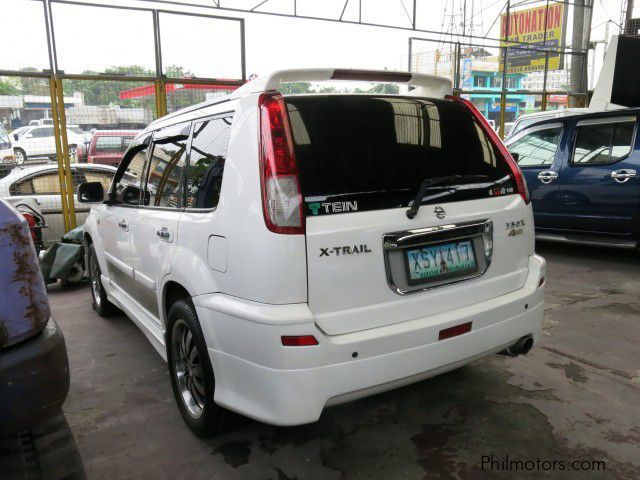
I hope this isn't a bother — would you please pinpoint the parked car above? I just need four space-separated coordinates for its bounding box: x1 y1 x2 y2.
78 68 546 437
0 123 15 165
0 198 70 436
11 125 86 164
87 130 140 166
28 118 54 127
0 163 117 245
506 108 640 247
506 108 587 140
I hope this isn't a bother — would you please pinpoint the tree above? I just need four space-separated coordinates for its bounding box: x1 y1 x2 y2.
0 80 18 95
279 82 314 94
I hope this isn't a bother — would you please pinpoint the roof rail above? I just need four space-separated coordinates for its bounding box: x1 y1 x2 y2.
229 68 452 99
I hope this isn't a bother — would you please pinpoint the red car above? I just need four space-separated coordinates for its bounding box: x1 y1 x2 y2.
87 130 140 167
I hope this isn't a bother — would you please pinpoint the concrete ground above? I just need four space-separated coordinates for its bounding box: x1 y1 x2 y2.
49 243 640 480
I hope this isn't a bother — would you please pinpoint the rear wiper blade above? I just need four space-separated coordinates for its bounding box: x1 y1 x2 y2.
406 175 461 219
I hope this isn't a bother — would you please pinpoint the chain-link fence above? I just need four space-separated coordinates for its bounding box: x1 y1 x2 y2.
0 0 246 244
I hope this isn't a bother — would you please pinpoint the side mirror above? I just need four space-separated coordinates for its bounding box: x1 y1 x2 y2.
77 181 104 203
510 152 520 163
13 133 19 141
117 185 142 205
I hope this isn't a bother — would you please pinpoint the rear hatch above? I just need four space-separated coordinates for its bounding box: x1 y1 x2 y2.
286 95 533 335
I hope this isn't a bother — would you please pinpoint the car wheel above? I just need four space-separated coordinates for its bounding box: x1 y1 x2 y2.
14 149 26 165
167 299 226 437
87 243 119 316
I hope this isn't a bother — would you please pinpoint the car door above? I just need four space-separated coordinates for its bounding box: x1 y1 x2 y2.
507 122 564 230
33 127 55 157
553 115 640 237
129 123 189 323
97 136 151 297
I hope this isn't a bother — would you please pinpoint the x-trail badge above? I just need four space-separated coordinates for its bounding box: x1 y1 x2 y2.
434 206 446 219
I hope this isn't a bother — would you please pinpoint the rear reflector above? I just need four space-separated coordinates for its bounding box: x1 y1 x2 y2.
281 335 319 346
445 95 530 205
438 322 472 341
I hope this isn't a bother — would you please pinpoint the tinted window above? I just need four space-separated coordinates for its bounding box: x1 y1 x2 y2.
573 121 635 165
33 127 54 138
286 96 513 214
509 127 561 168
96 136 123 151
185 115 233 209
143 128 188 208
10 170 82 195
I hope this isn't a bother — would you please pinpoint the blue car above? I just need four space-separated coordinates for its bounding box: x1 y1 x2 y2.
506 108 640 248
0 198 69 436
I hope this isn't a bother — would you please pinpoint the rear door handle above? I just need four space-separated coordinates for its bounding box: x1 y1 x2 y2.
611 169 637 183
537 170 558 184
156 227 173 243
118 219 128 231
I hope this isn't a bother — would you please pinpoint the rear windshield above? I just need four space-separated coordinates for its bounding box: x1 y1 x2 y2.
286 95 514 215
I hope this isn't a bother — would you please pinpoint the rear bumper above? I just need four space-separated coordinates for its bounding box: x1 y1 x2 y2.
193 254 545 426
0 318 70 436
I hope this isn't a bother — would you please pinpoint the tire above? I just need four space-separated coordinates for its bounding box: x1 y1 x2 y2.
14 148 26 165
167 299 225 437
87 243 119 316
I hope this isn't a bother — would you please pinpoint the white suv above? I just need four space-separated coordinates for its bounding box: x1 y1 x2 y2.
78 69 546 437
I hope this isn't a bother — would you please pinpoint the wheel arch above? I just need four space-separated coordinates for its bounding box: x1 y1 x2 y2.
162 280 192 330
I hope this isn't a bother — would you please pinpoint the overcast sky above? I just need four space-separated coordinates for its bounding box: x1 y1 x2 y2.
2 0 629 85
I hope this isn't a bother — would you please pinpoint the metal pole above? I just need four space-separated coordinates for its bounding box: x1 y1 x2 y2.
499 0 511 139
49 77 70 233
153 10 168 117
542 0 550 111
625 0 635 33
56 77 76 230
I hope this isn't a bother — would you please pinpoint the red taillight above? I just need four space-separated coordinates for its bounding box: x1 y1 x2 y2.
258 92 304 234
281 335 319 346
445 95 530 205
438 322 472 341
22 213 37 241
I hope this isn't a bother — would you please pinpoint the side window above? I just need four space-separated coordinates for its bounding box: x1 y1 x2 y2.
509 127 562 168
185 114 233 209
84 170 115 191
25 173 61 195
111 137 151 205
95 136 122 151
33 127 53 138
572 121 635 165
143 126 189 208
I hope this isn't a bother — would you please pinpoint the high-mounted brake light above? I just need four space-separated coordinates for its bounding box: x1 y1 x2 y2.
258 92 305 234
445 95 530 205
281 335 319 346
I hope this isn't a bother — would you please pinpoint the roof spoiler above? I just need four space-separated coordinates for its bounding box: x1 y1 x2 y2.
230 68 452 99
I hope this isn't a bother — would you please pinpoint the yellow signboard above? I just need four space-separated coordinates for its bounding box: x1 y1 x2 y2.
500 2 567 73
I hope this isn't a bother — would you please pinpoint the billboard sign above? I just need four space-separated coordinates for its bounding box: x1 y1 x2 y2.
500 2 567 73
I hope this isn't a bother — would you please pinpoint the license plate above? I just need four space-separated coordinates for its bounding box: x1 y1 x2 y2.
405 239 478 285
